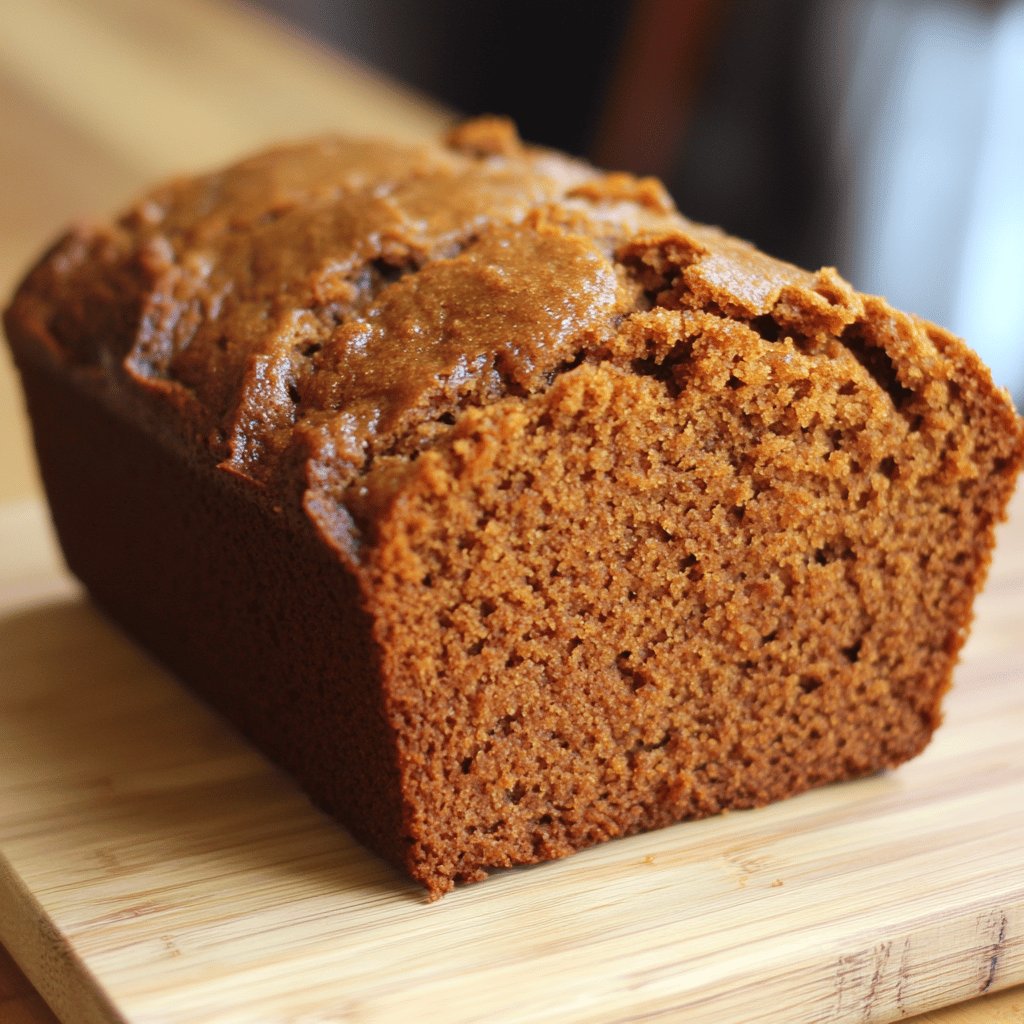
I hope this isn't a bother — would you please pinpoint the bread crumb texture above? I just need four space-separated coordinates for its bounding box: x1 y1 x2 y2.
7 117 1022 897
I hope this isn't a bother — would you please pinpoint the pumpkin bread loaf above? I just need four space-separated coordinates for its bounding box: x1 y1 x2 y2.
5 118 1022 897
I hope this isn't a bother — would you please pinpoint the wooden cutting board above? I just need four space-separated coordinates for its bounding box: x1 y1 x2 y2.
1 493 1022 1024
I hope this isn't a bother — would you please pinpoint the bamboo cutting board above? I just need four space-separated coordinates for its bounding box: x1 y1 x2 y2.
1 492 1022 1024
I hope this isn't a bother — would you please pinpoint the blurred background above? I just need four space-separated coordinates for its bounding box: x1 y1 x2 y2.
252 0 1024 407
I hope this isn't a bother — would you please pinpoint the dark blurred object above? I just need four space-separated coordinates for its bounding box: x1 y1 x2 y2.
254 0 630 157
596 0 829 273
591 0 722 183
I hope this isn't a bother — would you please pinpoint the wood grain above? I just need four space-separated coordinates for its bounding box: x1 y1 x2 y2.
0 490 1021 1023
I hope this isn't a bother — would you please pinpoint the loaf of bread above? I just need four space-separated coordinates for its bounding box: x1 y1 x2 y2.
5 118 1022 898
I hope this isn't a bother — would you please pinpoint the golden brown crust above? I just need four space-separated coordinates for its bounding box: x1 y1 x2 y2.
5 119 1023 898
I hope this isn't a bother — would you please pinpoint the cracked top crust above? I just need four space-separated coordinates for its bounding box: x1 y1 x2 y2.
7 117 991 555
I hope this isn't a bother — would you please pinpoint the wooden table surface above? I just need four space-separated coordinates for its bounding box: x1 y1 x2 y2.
0 1 1020 1021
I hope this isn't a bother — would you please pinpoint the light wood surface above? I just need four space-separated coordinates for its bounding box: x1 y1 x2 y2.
0 0 1022 1021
